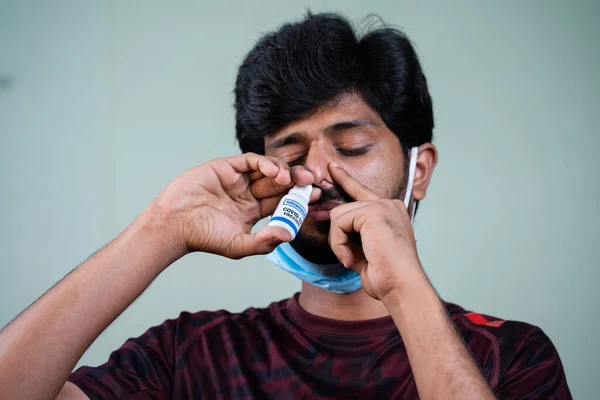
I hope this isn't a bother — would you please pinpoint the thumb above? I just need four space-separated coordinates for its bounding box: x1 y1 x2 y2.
254 225 292 252
229 226 291 258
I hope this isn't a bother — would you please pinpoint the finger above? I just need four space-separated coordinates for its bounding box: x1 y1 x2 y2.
248 170 289 184
270 158 292 185
251 176 294 200
228 226 291 258
329 203 371 269
259 194 285 218
250 164 313 199
329 221 355 269
248 159 291 186
228 153 291 185
248 170 264 181
328 162 379 201
258 186 322 219
255 225 292 244
251 167 319 201
290 166 315 186
265 157 291 185
252 225 292 252
329 200 369 220
227 153 276 175
309 186 322 203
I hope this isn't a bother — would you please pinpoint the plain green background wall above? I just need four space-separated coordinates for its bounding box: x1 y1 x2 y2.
1 1 598 398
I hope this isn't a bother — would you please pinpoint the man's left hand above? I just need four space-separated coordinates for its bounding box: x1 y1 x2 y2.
327 162 427 301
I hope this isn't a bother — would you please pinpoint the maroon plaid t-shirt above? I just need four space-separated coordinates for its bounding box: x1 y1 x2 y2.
68 294 571 399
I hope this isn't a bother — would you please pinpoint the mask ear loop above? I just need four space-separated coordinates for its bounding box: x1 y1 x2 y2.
403 147 419 224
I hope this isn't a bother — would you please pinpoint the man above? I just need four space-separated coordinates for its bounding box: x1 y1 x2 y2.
0 13 570 399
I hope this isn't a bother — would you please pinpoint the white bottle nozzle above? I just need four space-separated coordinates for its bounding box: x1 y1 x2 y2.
289 185 312 202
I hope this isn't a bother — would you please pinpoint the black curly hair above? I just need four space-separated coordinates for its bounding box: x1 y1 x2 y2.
234 12 434 155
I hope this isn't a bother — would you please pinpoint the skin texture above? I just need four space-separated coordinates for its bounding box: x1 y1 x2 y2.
267 94 496 398
0 94 496 399
265 94 408 264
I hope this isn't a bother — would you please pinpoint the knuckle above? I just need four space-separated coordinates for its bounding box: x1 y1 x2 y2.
391 199 405 208
330 208 340 219
328 217 339 230
330 205 344 219
380 199 399 213
369 200 387 214
378 198 393 207
269 156 284 165
328 231 335 247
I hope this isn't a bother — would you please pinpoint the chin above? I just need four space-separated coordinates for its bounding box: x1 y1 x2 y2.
291 225 338 265
301 218 331 237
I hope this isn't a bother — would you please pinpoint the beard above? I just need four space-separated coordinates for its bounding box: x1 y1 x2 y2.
290 175 406 265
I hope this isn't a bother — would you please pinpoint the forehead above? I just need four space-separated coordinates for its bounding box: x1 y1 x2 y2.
265 93 387 145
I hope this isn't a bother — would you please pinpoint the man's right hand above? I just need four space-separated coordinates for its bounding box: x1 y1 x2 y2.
0 152 319 400
143 152 318 260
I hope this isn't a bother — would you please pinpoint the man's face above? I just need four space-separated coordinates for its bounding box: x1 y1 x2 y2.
264 93 407 264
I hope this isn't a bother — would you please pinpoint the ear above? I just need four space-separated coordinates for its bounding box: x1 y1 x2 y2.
411 143 438 201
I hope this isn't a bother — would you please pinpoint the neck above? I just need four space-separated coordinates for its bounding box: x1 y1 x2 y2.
298 282 390 321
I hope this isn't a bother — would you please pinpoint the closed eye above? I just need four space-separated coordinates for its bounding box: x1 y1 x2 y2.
286 155 306 167
285 145 371 166
337 146 371 157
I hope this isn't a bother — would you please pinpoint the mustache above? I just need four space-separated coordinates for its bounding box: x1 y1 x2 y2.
315 185 354 204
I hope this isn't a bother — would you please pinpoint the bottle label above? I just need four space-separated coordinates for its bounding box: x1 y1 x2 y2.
283 199 307 217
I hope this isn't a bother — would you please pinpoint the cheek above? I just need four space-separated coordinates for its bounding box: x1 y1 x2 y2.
345 151 404 198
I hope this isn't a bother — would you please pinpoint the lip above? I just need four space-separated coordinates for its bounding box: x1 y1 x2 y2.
308 201 343 222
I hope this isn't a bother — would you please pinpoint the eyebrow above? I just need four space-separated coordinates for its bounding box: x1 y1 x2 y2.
267 119 376 150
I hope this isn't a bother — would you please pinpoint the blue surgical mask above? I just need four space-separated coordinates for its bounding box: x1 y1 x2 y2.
267 147 419 294
266 242 362 294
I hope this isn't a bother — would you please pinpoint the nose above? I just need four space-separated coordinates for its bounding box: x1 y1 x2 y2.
303 144 335 189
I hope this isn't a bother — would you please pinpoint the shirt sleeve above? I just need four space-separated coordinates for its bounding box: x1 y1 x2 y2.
67 318 177 400
496 326 572 399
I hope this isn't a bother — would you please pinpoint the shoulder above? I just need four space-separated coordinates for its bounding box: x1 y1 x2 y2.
445 302 568 393
446 301 540 345
68 299 291 399
445 301 554 359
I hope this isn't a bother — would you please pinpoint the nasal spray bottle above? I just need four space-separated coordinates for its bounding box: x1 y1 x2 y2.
268 185 313 240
